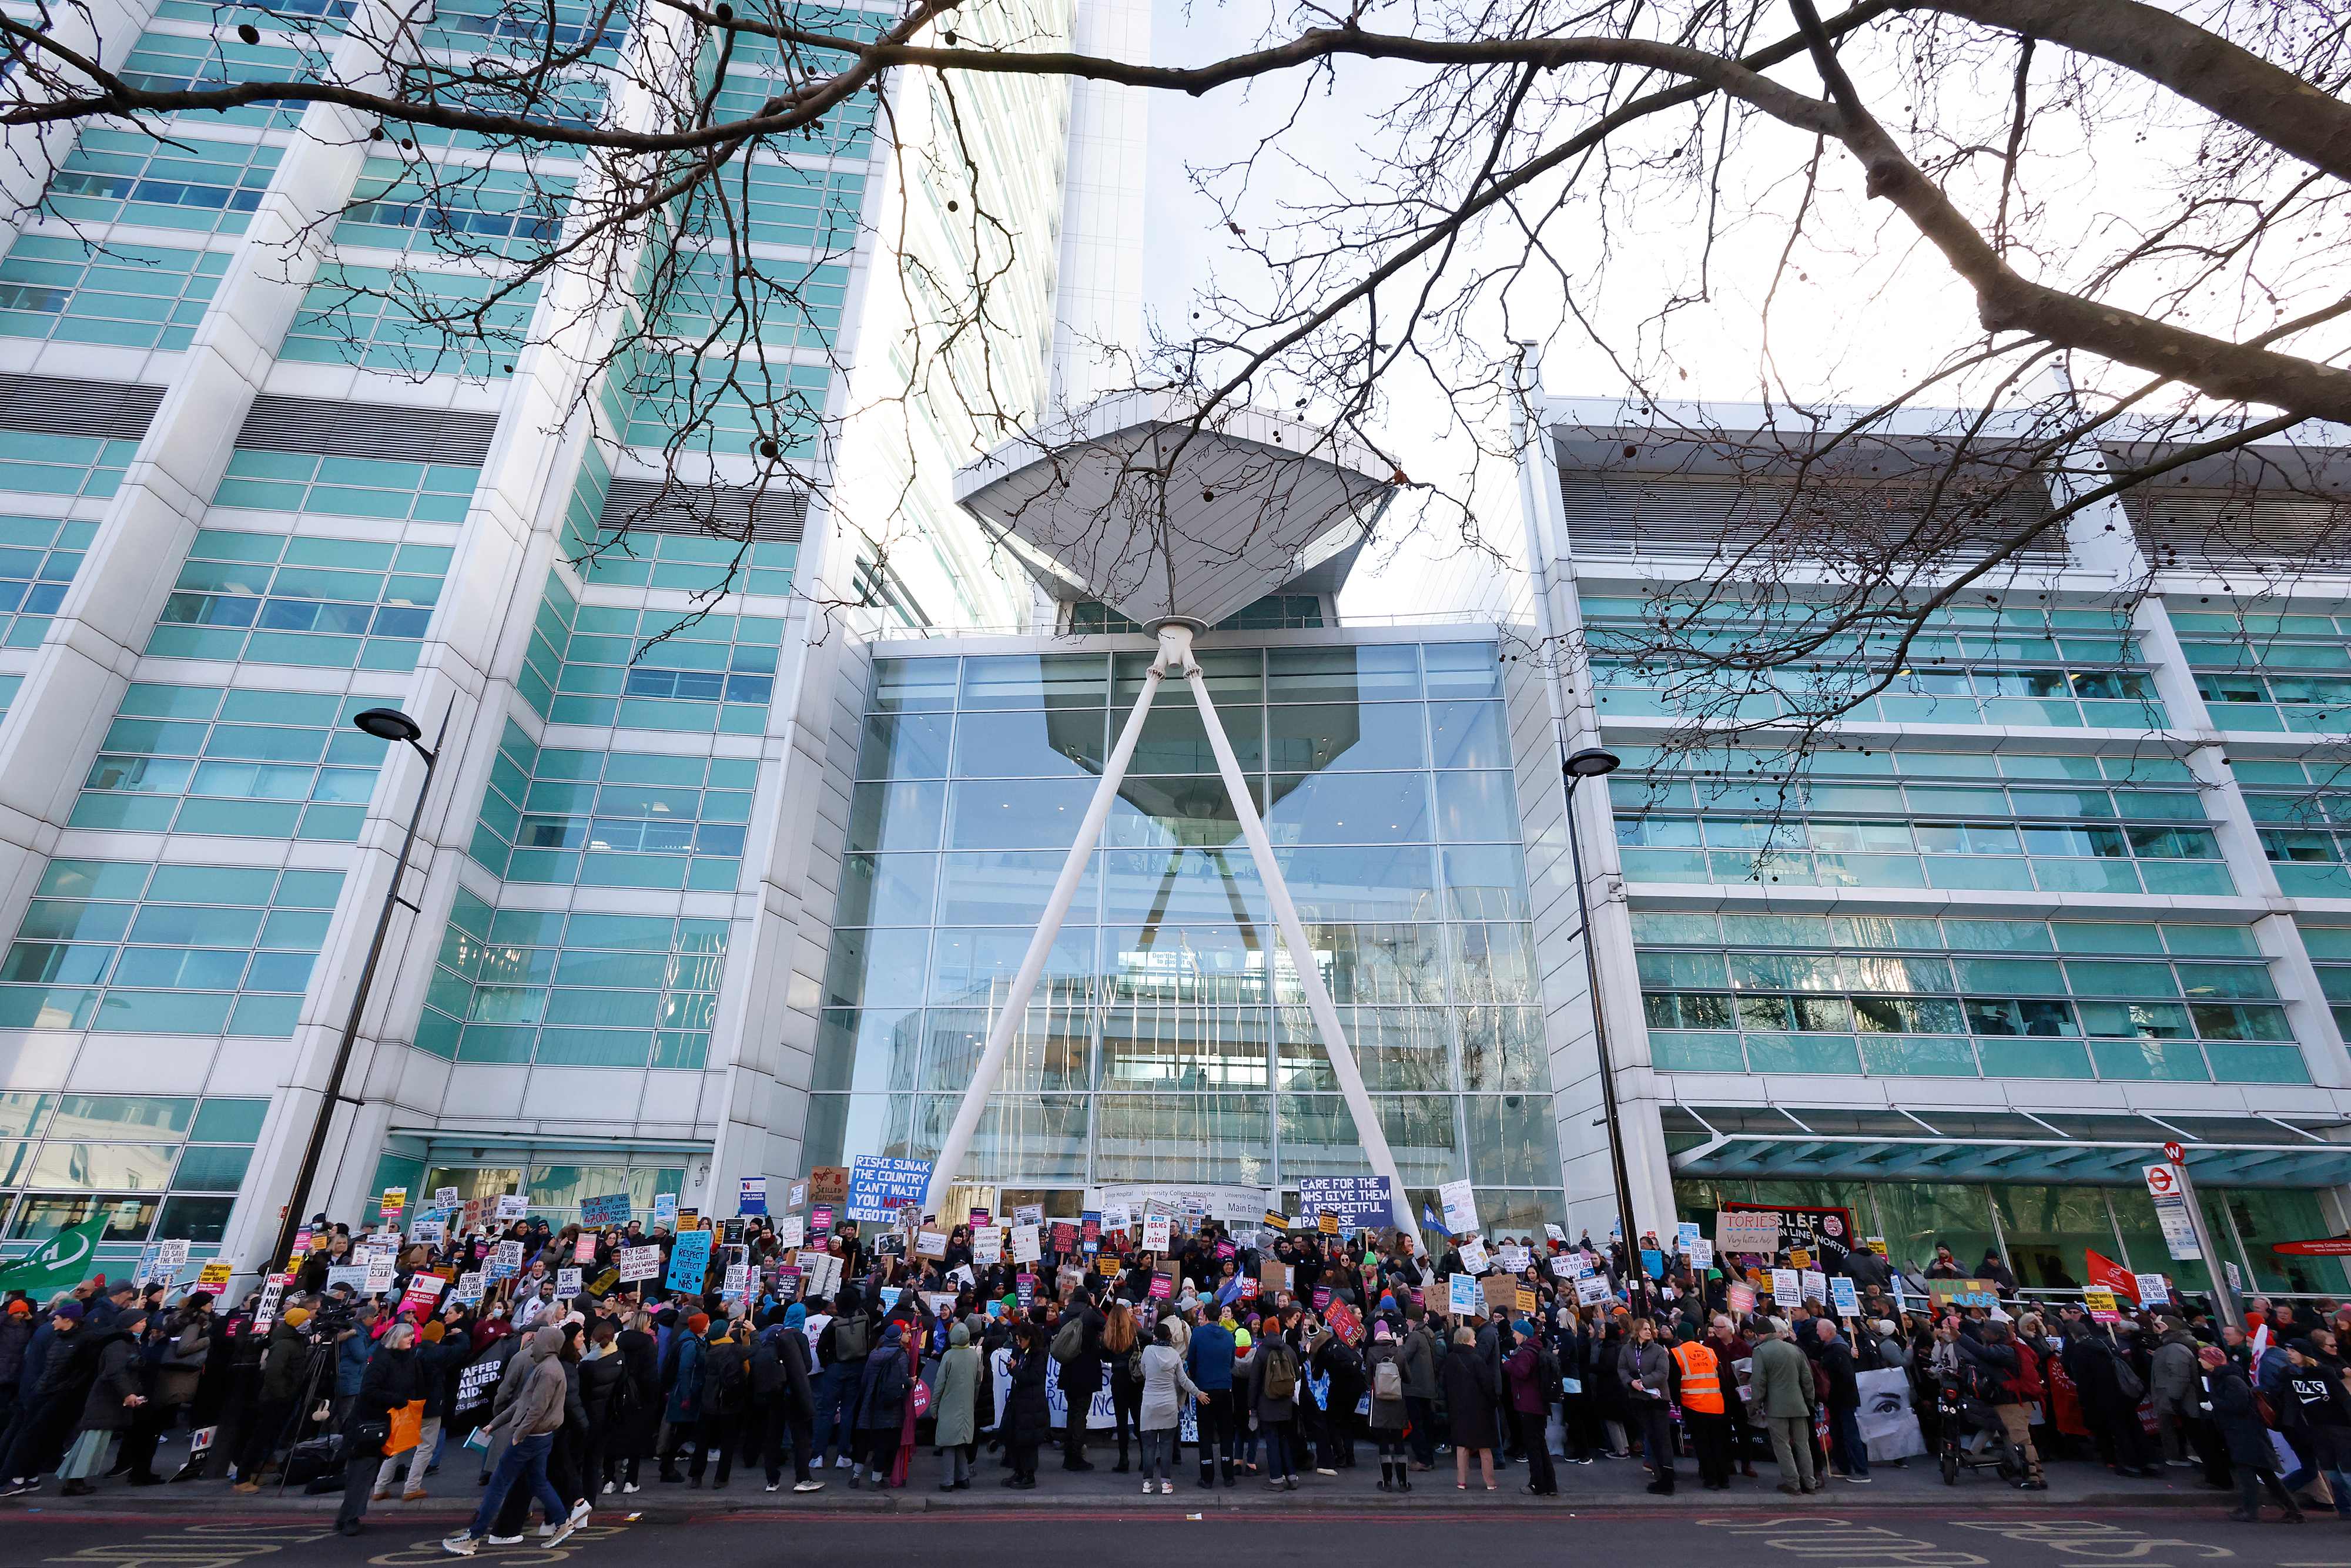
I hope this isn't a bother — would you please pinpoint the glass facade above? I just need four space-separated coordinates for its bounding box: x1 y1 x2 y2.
809 641 1565 1229
0 1092 270 1251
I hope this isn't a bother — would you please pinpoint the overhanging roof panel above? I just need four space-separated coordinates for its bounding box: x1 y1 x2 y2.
956 393 1398 628
1674 1128 2351 1189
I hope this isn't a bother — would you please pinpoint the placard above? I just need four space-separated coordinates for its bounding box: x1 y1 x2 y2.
1787 1247 1811 1271
1828 1276 1859 1316
1481 1274 1519 1314
1014 1204 1044 1228
1726 1281 1756 1316
916 1228 949 1259
453 1271 485 1305
1514 1285 1538 1315
1295 1176 1393 1228
1770 1267 1800 1302
411 1218 447 1245
196 1259 233 1288
776 1214 805 1250
737 1177 767 1217
810 1205 833 1239
380 1187 408 1222
1101 1202 1132 1232
618 1245 662 1282
2139 1272 2172 1307
1261 1261 1293 1296
1543 1223 1566 1244
488 1240 525 1280
667 1229 712 1292
1924 1277 2000 1309
1689 1239 1715 1269
555 1267 582 1298
434 1186 461 1209
400 1275 446 1316
1448 1274 1479 1315
1714 1210 1781 1255
494 1194 529 1221
581 1193 632 1227
723 1263 751 1299
328 1264 371 1294
652 1194 679 1229
846 1155 933 1222
1457 1237 1489 1274
1011 1223 1041 1263
973 1226 1003 1265
1141 1214 1171 1252
364 1254 396 1295
1498 1244 1531 1274
807 1166 851 1207
1575 1273 1611 1306
1800 1269 1828 1304
2082 1285 2121 1324
1436 1179 1478 1237
1549 1252 1587 1280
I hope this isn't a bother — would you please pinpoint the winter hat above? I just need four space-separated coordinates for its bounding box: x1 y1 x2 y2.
1233 1328 1252 1351
1372 1322 1393 1343
1514 1320 1536 1339
280 1306 310 1328
421 1320 446 1342
5 1300 27 1316
685 1312 710 1335
783 1302 806 1330
50 1301 83 1321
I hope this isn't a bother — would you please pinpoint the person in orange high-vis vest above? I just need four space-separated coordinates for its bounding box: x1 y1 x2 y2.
1673 1338 1734 1489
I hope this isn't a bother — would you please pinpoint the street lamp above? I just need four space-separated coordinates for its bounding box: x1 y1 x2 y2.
1559 746 1645 1274
264 705 446 1273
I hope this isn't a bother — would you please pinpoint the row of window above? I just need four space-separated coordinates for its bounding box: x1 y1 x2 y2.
823 920 1540 1011
0 514 94 648
523 578 782 734
282 267 541 381
0 236 228 352
71 682 390 842
1645 1026 2303 1085
467 719 756 889
413 894 729 1068
815 1003 1550 1097
0 860 344 1037
1591 662 2164 730
556 451 798 597
150 528 453 672
870 646 1503 712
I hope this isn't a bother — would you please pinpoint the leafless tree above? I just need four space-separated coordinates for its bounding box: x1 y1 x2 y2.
4 0 2349 721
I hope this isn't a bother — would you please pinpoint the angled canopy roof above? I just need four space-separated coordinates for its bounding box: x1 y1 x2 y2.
955 393 1398 628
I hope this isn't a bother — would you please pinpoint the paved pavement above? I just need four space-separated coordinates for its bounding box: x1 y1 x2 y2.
0 1500 2335 1568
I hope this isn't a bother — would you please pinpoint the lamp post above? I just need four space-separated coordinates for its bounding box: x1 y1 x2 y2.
1560 746 1645 1279
264 705 444 1273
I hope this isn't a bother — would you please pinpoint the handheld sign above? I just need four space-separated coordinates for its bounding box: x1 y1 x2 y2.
1828 1276 1860 1317
1448 1274 1479 1316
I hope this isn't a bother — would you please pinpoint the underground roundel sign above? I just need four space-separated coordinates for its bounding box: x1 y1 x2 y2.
2145 1165 2178 1197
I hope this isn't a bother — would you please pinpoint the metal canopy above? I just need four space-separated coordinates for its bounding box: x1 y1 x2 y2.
1664 1104 2351 1189
955 392 1397 628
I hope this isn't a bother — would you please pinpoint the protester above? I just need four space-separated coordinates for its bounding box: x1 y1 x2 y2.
1440 1325 1498 1492
1136 1319 1198 1495
2202 1344 2303 1525
1750 1319 1818 1496
55 1306 148 1497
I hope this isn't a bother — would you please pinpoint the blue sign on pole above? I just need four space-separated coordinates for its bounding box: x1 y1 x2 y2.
667 1228 712 1292
846 1155 933 1221
738 1177 767 1217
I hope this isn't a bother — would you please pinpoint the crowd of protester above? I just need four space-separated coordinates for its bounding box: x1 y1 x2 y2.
0 1202 2341 1544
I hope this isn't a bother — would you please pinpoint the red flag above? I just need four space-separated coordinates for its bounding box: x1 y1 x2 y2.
2086 1248 2139 1304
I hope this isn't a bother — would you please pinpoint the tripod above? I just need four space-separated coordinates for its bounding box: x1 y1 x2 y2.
271 1341 340 1496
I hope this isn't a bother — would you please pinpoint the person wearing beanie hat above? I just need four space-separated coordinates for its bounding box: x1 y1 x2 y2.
930 1321 980 1492
1364 1317 1410 1492
685 1312 711 1336
1503 1321 1558 1496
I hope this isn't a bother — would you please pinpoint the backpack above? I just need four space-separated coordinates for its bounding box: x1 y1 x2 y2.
1262 1341 1298 1402
1536 1344 1565 1407
1372 1353 1403 1403
2108 1344 2146 1403
1051 1315 1087 1366
832 1315 869 1363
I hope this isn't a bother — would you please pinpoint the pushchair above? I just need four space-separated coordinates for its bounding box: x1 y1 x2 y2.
1935 1369 2024 1486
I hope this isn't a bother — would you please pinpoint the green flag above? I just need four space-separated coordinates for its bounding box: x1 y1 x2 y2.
0 1216 109 1299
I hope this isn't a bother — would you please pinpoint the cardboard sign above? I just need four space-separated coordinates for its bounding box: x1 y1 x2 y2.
494 1194 529 1221
1261 1261 1293 1296
806 1167 850 1207
1924 1278 2001 1309
1481 1274 1519 1314
618 1245 663 1282
916 1228 949 1259
1714 1210 1781 1255
1141 1214 1171 1252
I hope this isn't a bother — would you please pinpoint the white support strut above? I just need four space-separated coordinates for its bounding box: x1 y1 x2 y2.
920 631 1171 1221
1178 631 1425 1255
